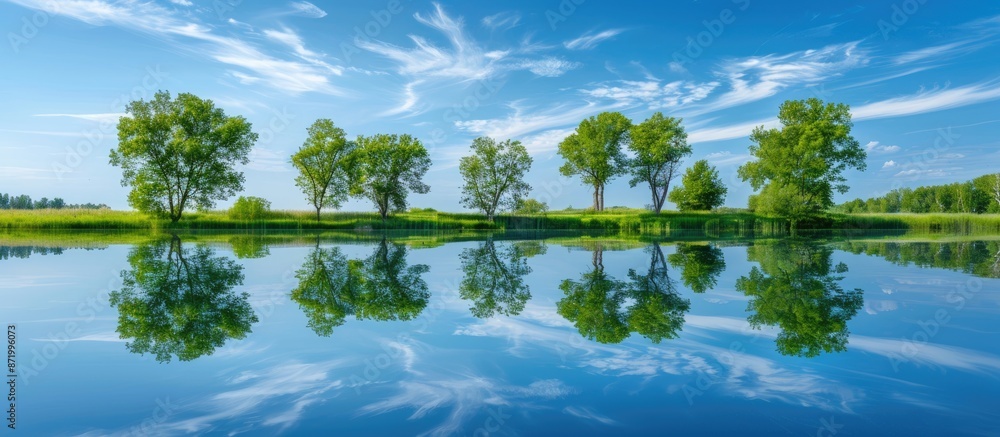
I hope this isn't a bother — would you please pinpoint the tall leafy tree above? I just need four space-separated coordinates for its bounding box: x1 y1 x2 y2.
628 113 691 213
291 238 430 336
110 91 257 222
292 119 356 222
558 112 631 211
669 160 728 211
735 241 864 357
458 238 532 318
351 134 431 220
737 98 866 228
109 236 257 362
459 137 532 221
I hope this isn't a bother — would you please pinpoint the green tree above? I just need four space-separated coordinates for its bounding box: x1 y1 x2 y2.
735 241 864 357
110 91 257 222
50 197 65 209
291 238 430 336
109 236 257 362
514 198 549 215
624 243 690 343
351 134 431 220
459 137 532 221
291 119 356 222
558 112 632 211
668 160 728 211
458 238 532 318
667 243 726 293
628 113 691 213
227 196 271 220
737 99 866 228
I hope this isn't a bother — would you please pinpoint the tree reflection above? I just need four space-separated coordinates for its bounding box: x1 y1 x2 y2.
459 239 532 318
667 243 726 293
291 237 430 336
109 236 257 363
558 243 690 344
836 240 1000 279
735 241 864 357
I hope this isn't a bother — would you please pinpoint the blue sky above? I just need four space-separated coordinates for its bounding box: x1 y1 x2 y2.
1 0 999 211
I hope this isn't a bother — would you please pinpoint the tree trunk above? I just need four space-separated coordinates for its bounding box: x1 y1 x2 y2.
599 185 605 211
316 207 321 223
593 185 600 211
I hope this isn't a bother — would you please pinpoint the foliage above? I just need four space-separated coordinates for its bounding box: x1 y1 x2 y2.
628 113 691 213
667 243 726 293
835 173 1000 214
351 134 431 220
108 236 257 362
514 198 549 215
558 111 632 211
669 160 727 211
458 239 532 318
109 91 257 222
291 119 356 221
290 238 430 336
557 243 690 344
459 137 533 221
735 241 864 357
227 196 271 220
738 98 866 226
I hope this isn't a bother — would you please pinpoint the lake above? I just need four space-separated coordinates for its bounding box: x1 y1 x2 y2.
3 232 999 436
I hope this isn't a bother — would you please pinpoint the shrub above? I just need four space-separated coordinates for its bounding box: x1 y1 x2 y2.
228 196 271 220
515 198 549 215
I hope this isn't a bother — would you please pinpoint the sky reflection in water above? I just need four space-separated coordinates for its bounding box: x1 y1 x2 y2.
2 235 999 436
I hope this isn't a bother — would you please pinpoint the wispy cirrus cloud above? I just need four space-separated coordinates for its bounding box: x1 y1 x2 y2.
564 29 625 50
853 82 1000 120
34 113 125 123
481 11 520 30
6 0 342 94
288 1 327 18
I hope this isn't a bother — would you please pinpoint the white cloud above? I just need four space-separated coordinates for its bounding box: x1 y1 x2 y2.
454 101 623 141
289 1 327 18
33 113 125 123
168 0 192 6
882 160 897 169
688 118 778 143
517 57 580 77
481 11 520 30
245 147 291 172
865 141 901 153
853 82 1000 120
703 151 752 166
7 0 342 94
581 80 719 110
564 29 624 50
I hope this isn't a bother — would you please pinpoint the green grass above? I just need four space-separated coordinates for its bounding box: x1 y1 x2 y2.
2 208 1000 236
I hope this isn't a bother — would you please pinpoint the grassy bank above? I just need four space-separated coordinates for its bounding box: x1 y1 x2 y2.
1 208 999 235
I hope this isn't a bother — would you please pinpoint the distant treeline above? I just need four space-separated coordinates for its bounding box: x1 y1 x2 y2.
834 174 1000 214
0 193 109 210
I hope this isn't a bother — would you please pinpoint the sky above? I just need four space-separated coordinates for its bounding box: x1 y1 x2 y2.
1 0 999 212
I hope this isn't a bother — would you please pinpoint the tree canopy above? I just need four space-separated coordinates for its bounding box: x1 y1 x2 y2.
738 98 865 226
110 91 257 222
292 119 356 222
351 134 431 220
669 160 727 211
458 239 532 318
558 111 631 211
459 137 532 221
735 241 864 357
109 236 257 362
291 238 430 336
628 113 691 213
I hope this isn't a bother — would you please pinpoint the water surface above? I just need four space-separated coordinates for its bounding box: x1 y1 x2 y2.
3 233 999 436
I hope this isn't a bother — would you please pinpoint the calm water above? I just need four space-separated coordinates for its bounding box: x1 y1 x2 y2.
3 233 1000 436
